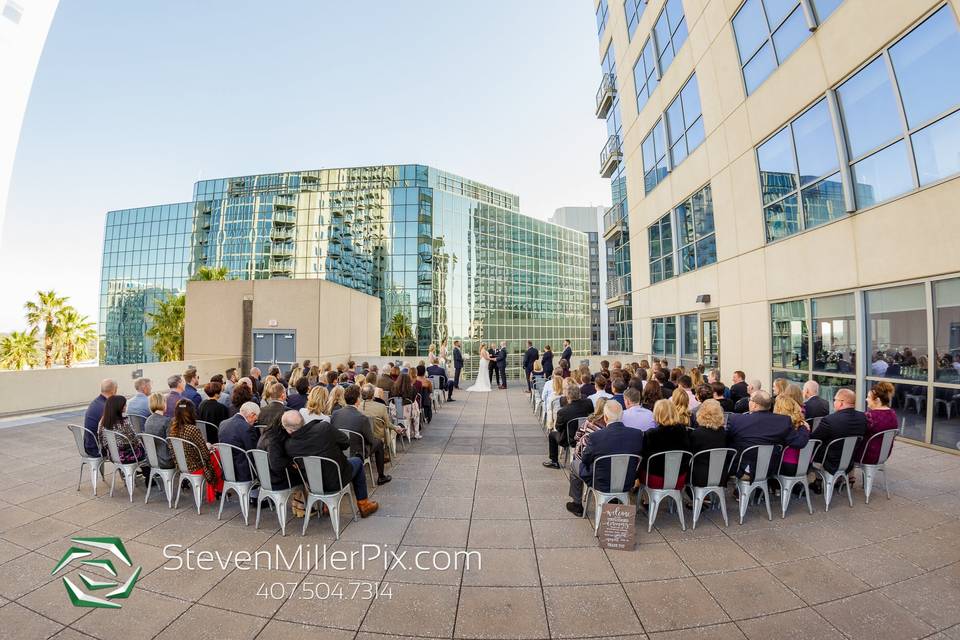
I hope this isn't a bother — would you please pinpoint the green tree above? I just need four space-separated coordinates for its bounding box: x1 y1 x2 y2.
190 266 229 281
24 290 68 368
53 308 97 367
385 312 415 356
145 294 185 361
0 330 41 370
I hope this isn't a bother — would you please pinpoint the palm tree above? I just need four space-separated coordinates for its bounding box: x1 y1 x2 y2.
0 330 41 370
190 266 229 281
53 308 97 367
24 290 68 368
145 294 185 361
386 312 414 356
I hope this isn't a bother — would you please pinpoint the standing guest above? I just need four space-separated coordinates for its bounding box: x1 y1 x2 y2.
621 387 656 432
811 389 867 476
522 341 539 393
729 371 749 405
854 382 898 464
144 392 173 469
326 385 348 415
802 380 830 419
561 339 573 365
332 385 391 485
286 377 309 411
257 382 288 430
98 395 145 464
773 396 810 476
164 374 185 417
230 383 254 418
688 399 728 487
197 382 229 442
610 378 627 408
712 382 734 412
734 380 762 414
588 374 612 407
543 385 595 468
182 369 202 406
542 345 554 378
671 388 693 427
168 400 223 501
641 380 662 411
219 368 238 408
300 386 330 424
127 378 152 418
218 402 260 482
639 400 691 489
452 340 464 389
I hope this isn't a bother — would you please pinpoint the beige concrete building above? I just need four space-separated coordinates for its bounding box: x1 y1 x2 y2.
184 279 380 370
594 0 960 450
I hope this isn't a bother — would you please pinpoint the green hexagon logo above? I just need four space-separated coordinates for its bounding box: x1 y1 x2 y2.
51 537 142 609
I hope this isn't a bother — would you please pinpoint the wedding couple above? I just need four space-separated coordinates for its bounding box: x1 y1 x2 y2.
466 341 507 393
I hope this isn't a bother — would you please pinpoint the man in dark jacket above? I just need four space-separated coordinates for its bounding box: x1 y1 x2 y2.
495 342 508 389
83 379 116 456
811 388 866 474
726 390 809 476
257 382 288 431
426 359 455 401
218 402 261 482
522 341 539 393
560 339 573 365
802 380 831 419
729 371 749 405
733 379 762 413
331 385 390 485
566 401 644 516
452 340 464 389
280 411 379 517
543 386 595 468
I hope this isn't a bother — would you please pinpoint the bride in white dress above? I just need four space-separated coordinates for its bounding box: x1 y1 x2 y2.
466 343 494 393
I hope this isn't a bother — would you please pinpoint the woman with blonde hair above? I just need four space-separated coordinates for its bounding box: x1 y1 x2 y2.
772 377 790 399
688 399 728 488
288 365 303 388
671 387 692 427
300 386 330 423
638 399 691 489
774 395 810 476
781 383 805 409
689 368 704 388
326 385 346 415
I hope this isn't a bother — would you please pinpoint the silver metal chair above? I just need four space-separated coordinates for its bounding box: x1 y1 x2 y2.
855 430 896 503
168 436 207 514
775 439 821 518
561 418 587 466
339 429 375 486
101 429 144 502
582 453 642 535
904 391 926 415
640 450 690 533
128 414 146 433
216 443 256 524
814 436 860 510
251 449 297 536
545 396 562 430
390 398 413 445
140 433 177 508
688 447 736 528
196 420 219 444
296 455 357 539
734 444 776 524
428 376 444 407
67 424 104 496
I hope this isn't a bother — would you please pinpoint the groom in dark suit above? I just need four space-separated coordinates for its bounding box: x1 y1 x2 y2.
488 344 500 387
496 341 508 389
561 339 573 365
452 340 464 389
522 341 539 393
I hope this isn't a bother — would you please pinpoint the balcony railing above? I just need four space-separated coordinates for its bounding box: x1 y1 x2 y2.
274 193 297 209
270 227 293 242
271 243 294 258
273 210 296 226
595 73 617 119
602 203 627 239
606 274 631 302
599 134 622 178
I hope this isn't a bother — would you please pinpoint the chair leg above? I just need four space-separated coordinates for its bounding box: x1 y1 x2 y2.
174 478 183 509
882 468 890 500
738 487 749 524
124 469 135 502
277 497 288 536
674 494 686 531
780 480 791 518
862 467 874 504
164 475 174 508
109 468 117 498
647 494 661 533
823 476 835 512
761 484 772 521
239 489 250 525
717 490 729 527
77 463 84 492
145 472 154 504
329 499 341 540
255 498 263 529
193 479 204 515
692 491 703 530
218 488 228 520
844 475 854 508
302 495 317 536
803 481 813 515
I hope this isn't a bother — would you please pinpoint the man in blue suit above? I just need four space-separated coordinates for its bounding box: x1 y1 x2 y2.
565 402 644 517
452 340 464 389
426 358 455 402
522 341 539 393
218 402 261 482
726 390 809 477
560 339 573 365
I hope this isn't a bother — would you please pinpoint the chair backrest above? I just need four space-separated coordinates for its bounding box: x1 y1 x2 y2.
723 412 732 426
825 435 860 472
67 424 97 458
778 439 821 476
250 449 275 491
860 430 896 465
140 433 165 467
216 442 250 483
196 420 218 443
100 428 132 465
809 416 823 431
591 453 642 493
296 455 344 495
737 444 776 481
690 447 736 487
128 414 146 433
429 376 442 389
549 397 562 414
644 450 689 491
566 418 586 442
168 436 201 474
339 429 366 456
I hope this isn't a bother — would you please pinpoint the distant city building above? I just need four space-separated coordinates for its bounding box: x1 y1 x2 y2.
549 206 609 354
100 165 591 375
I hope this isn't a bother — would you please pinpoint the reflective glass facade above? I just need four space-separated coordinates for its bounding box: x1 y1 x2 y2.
648 183 716 285
643 74 704 194
99 165 591 371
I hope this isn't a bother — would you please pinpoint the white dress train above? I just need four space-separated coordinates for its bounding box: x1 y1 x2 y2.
466 357 492 393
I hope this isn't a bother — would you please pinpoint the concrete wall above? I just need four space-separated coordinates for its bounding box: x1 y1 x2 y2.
0 358 237 417
184 279 380 365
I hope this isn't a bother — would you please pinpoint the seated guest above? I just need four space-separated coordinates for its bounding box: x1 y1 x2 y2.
197 381 229 442
679 375 699 411
376 366 395 393
280 410 379 517
182 369 202 406
300 386 331 424
671 388 692 427
802 380 830 419
426 357 455 402
854 381 898 464
610 378 627 408
588 374 612 407
572 398 609 459
307 365 321 388
622 387 655 431
218 401 260 482
164 374 185 417
324 370 339 391
692 384 713 422
639 400 690 489
565 401 643 516
773 396 811 476
542 372 563 408
230 382 254 418
811 388 867 475
84 379 116 457
332 385 391 485
361 383 403 450
579 367 596 397
326 384 347 415
712 382 734 412
144 392 174 469
733 380 762 414
641 380 662 411
168 399 223 501
249 367 264 396
772 377 790 400
657 369 676 396
727 391 808 478
219 368 238 407
257 382 288 430
286 377 309 411
707 369 725 397
543 385 595 468
558 358 571 379
689 399 727 487
690 367 704 388
414 365 434 423
98 395 145 464
730 370 749 405
127 377 151 418
781 383 805 409
393 370 418 403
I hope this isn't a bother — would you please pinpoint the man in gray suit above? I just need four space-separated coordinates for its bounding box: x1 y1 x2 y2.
331 385 391 485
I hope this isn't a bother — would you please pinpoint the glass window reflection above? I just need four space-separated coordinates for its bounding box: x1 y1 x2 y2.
812 294 856 373
772 299 808 369
852 140 913 208
866 284 928 381
837 57 903 159
912 110 960 186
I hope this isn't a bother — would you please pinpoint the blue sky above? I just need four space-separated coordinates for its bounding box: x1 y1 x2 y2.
0 0 609 332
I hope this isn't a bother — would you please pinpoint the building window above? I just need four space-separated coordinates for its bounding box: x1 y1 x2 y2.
596 0 609 38
733 0 838 94
624 0 646 40
771 300 808 369
812 0 842 21
866 284 928 382
652 316 677 359
676 184 716 273
633 37 660 113
812 293 856 373
681 313 699 366
642 119 669 192
648 213 674 284
653 0 688 74
665 74 705 167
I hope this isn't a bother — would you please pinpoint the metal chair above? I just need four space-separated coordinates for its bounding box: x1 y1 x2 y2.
806 417 823 431
582 453 642 535
545 397 562 431
128 414 146 433
561 418 587 466
688 447 736 528
855 430 896 503
251 449 297 536
140 433 177 507
168 436 207 514
640 450 690 533
428 376 444 407
734 444 776 524
774 439 821 518
216 443 256 524
723 412 732 426
101 429 144 502
339 428 375 486
196 420 219 444
67 424 104 496
296 455 357 539
813 436 860 511
903 391 926 415
391 398 413 445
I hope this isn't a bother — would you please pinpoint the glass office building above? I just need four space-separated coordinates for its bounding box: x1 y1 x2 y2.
100 165 591 374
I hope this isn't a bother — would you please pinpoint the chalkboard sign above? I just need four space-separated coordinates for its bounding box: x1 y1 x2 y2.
597 502 636 550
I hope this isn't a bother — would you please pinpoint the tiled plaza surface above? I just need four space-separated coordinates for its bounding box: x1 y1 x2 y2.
1 388 960 640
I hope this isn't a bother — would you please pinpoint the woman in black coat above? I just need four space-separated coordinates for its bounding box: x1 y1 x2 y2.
541 346 554 378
